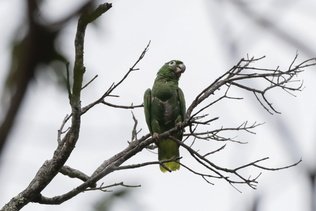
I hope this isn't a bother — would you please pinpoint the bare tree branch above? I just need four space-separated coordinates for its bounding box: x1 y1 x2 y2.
86 182 141 192
101 101 143 109
115 157 182 171
59 165 96 188
81 74 98 90
186 55 315 119
1 3 112 210
173 137 301 191
80 41 150 115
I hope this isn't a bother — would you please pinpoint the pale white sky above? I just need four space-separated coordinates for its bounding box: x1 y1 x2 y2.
0 0 315 211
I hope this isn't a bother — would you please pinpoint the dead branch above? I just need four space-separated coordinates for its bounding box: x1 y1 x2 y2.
101 101 143 109
33 54 312 204
115 157 182 171
81 74 98 90
86 182 141 192
186 55 316 119
1 3 112 210
59 165 97 188
172 137 301 192
80 41 150 115
174 55 312 191
186 121 263 144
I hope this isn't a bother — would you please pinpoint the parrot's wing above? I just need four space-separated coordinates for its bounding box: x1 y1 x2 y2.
144 88 152 134
177 88 186 121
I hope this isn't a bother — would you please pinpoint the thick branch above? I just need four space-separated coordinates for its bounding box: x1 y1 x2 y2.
59 165 96 188
1 3 112 211
31 119 186 204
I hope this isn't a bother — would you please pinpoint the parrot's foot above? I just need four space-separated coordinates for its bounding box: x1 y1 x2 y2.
152 132 159 143
175 122 184 132
176 122 182 129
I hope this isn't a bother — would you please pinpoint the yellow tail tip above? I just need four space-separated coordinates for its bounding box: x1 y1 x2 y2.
160 161 180 173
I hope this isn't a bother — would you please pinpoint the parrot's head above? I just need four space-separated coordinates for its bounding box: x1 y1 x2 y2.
157 60 186 80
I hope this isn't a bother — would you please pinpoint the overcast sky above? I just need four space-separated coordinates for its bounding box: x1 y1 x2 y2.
0 0 316 211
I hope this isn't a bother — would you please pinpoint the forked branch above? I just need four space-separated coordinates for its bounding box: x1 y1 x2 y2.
186 55 315 118
175 55 312 191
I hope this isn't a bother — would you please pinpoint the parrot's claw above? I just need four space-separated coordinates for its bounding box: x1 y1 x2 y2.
176 122 184 132
153 132 159 139
152 132 159 142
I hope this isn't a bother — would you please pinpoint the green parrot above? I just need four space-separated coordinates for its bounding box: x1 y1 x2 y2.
144 60 186 172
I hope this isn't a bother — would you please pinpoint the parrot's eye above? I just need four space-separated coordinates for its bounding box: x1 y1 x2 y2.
168 61 177 67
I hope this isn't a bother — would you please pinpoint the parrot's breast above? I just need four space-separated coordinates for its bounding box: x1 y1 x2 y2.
153 87 173 101
150 80 182 132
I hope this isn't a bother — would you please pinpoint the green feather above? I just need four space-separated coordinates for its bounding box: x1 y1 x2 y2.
158 138 180 172
144 60 186 173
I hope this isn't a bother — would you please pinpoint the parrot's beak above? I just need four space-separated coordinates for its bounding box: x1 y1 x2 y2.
175 63 186 75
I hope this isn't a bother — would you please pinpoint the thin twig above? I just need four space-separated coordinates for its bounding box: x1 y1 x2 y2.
81 74 98 90
80 41 150 115
102 101 143 109
86 182 141 192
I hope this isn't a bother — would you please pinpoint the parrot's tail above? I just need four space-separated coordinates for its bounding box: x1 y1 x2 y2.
158 139 180 172
160 161 180 172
